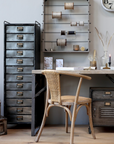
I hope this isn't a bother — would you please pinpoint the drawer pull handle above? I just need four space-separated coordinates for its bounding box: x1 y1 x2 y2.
16 116 23 121
17 51 23 56
104 102 111 106
16 84 23 88
16 108 23 113
17 68 23 72
17 43 23 47
17 100 23 104
17 27 23 31
105 92 111 95
16 76 23 80
16 59 23 64
17 92 23 96
17 35 23 39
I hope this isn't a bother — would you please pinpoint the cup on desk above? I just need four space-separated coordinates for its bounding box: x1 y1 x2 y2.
90 61 97 69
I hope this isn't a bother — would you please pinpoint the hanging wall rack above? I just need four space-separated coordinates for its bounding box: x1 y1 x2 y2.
42 0 91 53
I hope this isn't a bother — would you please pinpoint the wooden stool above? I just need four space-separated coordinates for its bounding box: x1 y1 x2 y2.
0 115 7 135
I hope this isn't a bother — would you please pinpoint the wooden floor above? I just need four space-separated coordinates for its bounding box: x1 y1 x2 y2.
0 126 114 144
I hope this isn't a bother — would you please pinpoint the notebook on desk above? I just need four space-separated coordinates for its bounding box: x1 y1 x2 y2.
56 67 96 71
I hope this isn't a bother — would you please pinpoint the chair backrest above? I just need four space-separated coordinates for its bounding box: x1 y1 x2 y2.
43 70 61 104
42 70 91 105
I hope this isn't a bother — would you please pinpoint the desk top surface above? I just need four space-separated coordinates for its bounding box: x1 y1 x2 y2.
32 70 114 74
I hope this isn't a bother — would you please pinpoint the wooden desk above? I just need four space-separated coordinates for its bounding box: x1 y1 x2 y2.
31 69 114 136
32 70 114 75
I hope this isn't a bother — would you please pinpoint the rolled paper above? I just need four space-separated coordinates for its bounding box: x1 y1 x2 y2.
79 21 84 26
61 30 66 35
80 46 85 51
52 12 62 19
64 3 74 10
70 22 77 26
73 45 79 51
67 31 76 35
56 39 67 46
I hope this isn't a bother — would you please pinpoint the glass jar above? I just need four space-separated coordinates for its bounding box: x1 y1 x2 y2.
101 51 109 66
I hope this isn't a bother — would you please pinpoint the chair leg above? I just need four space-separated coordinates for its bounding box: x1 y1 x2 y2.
65 105 71 133
65 110 68 133
35 82 49 142
86 105 89 116
88 103 96 139
70 104 77 144
35 111 47 142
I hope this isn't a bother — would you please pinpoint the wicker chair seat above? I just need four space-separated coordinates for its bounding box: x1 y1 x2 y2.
48 96 91 105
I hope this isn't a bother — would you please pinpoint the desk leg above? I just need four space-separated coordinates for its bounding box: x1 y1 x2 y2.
88 125 91 134
31 74 35 136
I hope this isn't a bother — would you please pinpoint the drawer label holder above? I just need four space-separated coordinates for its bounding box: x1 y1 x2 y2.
16 116 23 121
16 92 23 96
17 27 23 31
17 43 23 47
16 76 23 80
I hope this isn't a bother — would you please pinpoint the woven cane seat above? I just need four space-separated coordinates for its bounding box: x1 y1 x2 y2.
48 96 91 105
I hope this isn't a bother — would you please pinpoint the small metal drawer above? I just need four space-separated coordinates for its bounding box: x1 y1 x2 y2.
6 34 34 41
6 26 34 33
6 50 34 58
6 75 32 82
6 58 34 66
92 91 114 99
7 107 31 115
6 99 32 107
7 115 31 123
92 101 114 126
6 67 34 74
6 42 34 49
6 91 32 98
6 83 32 90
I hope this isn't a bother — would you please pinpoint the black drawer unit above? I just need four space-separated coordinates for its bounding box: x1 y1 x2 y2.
4 21 44 126
89 87 114 132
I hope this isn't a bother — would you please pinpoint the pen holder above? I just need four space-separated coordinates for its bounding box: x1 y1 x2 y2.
90 61 97 68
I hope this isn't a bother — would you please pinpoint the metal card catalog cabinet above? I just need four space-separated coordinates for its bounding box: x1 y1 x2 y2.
90 87 114 127
4 21 43 125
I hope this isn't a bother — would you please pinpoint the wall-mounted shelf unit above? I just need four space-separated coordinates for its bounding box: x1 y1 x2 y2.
42 0 90 53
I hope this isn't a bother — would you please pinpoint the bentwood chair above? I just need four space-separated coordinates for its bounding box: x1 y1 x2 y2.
35 70 96 144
